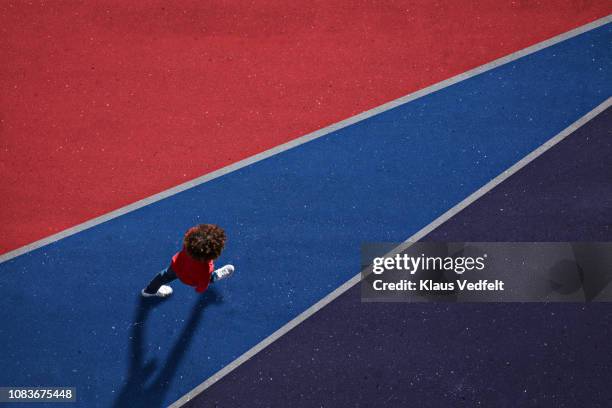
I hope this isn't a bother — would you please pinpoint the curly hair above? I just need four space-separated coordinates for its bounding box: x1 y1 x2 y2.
183 224 226 261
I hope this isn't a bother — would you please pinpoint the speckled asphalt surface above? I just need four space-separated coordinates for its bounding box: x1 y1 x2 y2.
1 4 611 407
1 22 608 407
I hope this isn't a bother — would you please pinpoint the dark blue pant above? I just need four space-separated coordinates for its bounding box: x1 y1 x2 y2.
144 265 178 294
144 265 217 294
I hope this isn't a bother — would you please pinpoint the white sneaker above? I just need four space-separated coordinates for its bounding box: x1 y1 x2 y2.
141 285 173 298
213 265 235 282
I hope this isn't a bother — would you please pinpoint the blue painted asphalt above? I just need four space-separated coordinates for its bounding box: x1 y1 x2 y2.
0 24 610 407
188 107 612 408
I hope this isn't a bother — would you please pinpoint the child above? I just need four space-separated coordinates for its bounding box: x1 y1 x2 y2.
142 224 234 298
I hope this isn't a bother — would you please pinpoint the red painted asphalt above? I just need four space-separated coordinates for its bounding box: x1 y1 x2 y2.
1 1 610 254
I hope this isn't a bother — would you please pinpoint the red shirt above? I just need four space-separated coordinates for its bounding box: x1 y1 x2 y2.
171 248 214 293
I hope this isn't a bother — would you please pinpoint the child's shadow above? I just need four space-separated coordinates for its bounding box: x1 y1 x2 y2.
113 289 221 408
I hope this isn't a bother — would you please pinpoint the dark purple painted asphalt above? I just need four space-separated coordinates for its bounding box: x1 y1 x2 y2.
186 107 612 408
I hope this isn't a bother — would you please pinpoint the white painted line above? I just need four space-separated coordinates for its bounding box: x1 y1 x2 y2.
1 15 609 265
168 99 612 408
